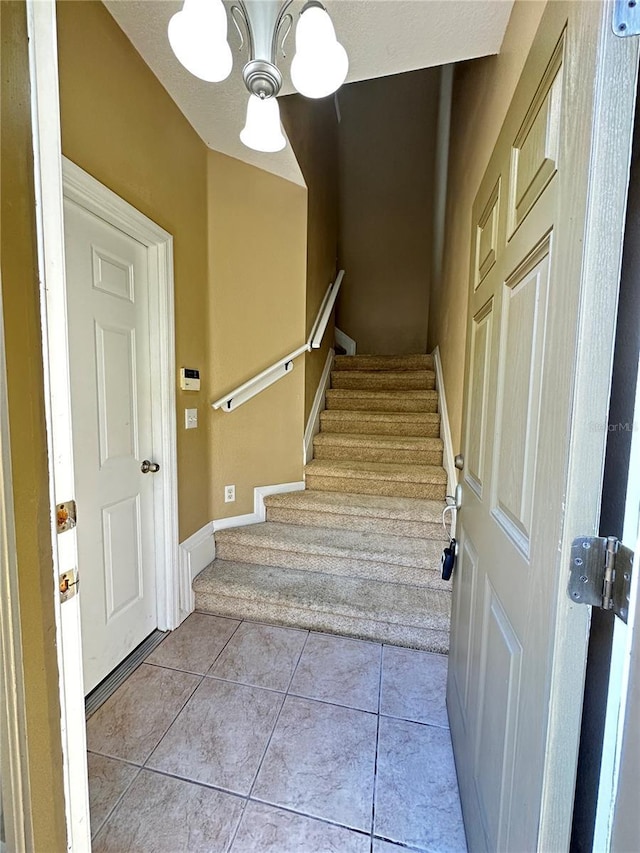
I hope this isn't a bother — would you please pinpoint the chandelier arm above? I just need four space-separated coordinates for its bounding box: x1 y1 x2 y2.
270 0 295 64
231 3 254 59
276 13 293 59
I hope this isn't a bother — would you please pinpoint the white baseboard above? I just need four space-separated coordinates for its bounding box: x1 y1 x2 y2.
335 327 356 355
304 348 334 464
181 481 305 618
178 521 215 617
432 345 457 497
213 480 306 533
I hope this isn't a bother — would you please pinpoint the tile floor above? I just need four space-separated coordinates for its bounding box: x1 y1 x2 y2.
87 613 468 852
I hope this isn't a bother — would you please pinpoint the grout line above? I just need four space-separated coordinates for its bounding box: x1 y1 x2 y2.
89 763 142 842
138 673 205 769
371 642 385 847
246 795 374 838
283 626 311 693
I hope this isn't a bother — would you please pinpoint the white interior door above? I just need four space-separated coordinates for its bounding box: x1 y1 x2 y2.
447 3 638 851
63 199 159 694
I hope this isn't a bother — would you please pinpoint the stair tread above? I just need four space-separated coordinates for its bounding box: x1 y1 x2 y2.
306 459 448 484
321 410 440 423
331 370 435 381
215 521 447 567
314 432 443 450
264 490 446 523
333 354 434 371
325 389 437 400
194 560 450 631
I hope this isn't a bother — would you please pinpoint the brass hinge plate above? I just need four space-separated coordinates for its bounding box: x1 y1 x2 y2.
56 500 77 534
568 536 633 623
59 568 79 603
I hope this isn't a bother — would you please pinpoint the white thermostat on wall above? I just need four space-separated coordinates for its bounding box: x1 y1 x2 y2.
180 368 200 391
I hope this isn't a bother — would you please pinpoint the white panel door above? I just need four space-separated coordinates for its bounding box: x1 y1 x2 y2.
63 199 158 693
447 4 638 851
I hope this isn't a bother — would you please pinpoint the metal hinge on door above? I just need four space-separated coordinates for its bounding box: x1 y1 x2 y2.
613 0 640 36
568 536 634 623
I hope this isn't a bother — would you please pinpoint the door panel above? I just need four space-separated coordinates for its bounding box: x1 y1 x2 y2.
465 299 493 497
492 241 550 554
474 578 522 851
446 4 636 850
63 199 158 693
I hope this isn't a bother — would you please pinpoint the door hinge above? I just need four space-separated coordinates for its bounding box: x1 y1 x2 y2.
613 0 640 36
56 500 77 534
59 568 79 603
568 536 633 623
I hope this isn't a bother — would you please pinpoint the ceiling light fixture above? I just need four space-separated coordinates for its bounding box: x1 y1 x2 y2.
168 0 349 153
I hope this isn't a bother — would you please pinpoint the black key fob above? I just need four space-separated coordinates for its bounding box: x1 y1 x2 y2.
441 538 457 581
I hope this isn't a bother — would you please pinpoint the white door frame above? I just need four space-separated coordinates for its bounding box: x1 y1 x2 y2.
62 157 180 636
27 2 179 848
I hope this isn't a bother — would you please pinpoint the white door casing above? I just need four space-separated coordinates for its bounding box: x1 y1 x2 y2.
447 3 639 852
64 199 157 692
63 159 180 646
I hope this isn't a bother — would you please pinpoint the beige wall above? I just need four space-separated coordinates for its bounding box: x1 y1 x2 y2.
280 95 339 423
208 151 307 518
0 2 67 847
336 68 440 355
427 1 547 451
57 1 308 528
57 0 210 540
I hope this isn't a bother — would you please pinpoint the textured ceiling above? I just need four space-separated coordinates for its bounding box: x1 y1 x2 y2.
103 0 514 185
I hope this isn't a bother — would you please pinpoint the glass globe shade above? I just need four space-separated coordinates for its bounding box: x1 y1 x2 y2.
294 6 338 54
291 6 348 98
168 0 232 83
291 42 348 99
240 96 286 153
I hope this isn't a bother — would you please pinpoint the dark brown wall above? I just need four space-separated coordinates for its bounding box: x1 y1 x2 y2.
336 68 440 355
280 94 339 422
0 2 67 847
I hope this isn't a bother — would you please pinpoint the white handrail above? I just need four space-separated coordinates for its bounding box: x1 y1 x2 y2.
310 270 344 349
212 270 344 412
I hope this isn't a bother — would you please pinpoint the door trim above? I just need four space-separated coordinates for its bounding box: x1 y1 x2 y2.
62 158 180 633
0 271 34 850
538 7 638 849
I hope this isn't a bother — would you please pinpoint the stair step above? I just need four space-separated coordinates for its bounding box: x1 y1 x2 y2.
264 490 446 539
330 370 436 391
215 522 448 590
193 560 450 653
320 410 440 438
333 354 434 372
325 389 439 414
313 432 443 466
305 460 448 501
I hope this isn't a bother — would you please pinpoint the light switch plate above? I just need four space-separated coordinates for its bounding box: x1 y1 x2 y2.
185 408 198 429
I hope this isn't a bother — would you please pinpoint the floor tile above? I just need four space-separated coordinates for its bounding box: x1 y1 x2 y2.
230 801 370 853
208 621 307 690
381 646 449 727
86 664 200 764
252 695 377 832
289 632 382 712
87 752 139 838
146 612 239 674
373 839 427 853
92 768 245 853
375 716 467 852
147 678 284 794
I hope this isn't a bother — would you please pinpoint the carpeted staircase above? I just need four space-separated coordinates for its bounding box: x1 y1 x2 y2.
194 353 452 653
